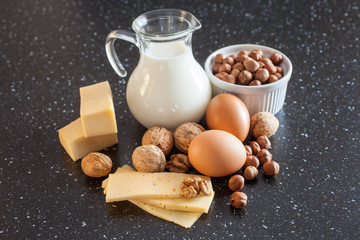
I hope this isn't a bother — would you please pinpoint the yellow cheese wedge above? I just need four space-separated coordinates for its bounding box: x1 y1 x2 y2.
130 200 202 228
105 171 213 202
80 81 117 137
58 118 118 161
103 165 214 213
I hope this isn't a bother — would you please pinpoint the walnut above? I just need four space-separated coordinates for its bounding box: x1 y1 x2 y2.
174 122 205 153
81 152 112 178
180 176 210 198
166 154 192 173
142 126 173 155
250 112 279 138
132 145 166 172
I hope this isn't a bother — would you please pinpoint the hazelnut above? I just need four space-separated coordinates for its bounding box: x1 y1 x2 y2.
232 62 244 71
223 57 234 66
243 58 260 73
268 75 279 83
244 145 252 155
252 49 264 56
265 63 277 74
249 51 262 61
257 149 273 165
276 66 283 75
238 50 248 56
215 72 228 80
219 63 232 73
257 61 265 68
263 161 280 176
228 175 245 191
256 135 271 149
231 69 240 79
223 74 236 84
132 145 166 172
243 155 260 168
243 166 258 180
230 192 247 208
250 112 279 138
249 80 262 86
238 70 253 85
212 63 221 73
174 122 205 153
81 152 112 178
275 72 283 79
229 54 237 60
254 68 269 83
142 126 174 156
250 141 261 155
235 54 248 63
260 57 272 65
270 52 283 65
215 53 224 64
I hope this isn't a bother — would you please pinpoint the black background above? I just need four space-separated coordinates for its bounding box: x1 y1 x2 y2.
1 0 359 239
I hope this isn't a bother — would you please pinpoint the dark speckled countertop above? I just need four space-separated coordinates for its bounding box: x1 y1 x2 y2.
1 0 359 239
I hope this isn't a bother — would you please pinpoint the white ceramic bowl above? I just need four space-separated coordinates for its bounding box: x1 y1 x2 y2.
204 44 293 117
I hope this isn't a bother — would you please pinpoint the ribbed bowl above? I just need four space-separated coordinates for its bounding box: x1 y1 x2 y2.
204 44 293 117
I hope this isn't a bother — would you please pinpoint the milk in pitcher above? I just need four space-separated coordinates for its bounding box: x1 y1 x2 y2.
126 41 211 130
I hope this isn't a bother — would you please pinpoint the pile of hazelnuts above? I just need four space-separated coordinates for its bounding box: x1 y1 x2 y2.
212 49 284 86
229 135 280 208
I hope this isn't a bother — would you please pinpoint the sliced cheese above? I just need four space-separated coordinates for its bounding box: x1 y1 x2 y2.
80 81 117 137
102 165 132 194
102 165 209 228
130 200 202 228
102 165 214 213
59 118 118 161
105 171 213 203
139 194 214 213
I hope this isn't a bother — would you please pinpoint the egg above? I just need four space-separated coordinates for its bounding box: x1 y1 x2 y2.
188 130 246 177
206 93 250 142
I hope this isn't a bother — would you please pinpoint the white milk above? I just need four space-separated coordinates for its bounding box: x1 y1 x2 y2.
126 41 211 130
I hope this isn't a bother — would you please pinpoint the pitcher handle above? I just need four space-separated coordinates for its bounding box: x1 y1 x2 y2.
105 30 137 77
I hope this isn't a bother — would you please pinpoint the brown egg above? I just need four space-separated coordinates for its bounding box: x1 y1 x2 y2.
206 93 250 142
188 130 246 177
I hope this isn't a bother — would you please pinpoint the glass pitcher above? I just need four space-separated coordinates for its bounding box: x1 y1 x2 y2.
105 9 211 130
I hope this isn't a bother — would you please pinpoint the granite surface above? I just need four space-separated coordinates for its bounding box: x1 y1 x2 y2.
1 0 359 239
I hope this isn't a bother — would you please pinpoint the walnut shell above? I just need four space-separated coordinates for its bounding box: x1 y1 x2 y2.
174 122 205 153
81 152 112 178
250 112 279 138
142 126 173 155
132 145 166 172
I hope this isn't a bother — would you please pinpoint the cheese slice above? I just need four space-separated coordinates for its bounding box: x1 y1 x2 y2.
105 171 213 202
130 200 202 228
102 165 208 228
103 165 214 213
139 194 214 213
80 81 117 137
59 118 118 161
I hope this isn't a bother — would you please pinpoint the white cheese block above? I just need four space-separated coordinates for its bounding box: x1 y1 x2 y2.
105 170 213 202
